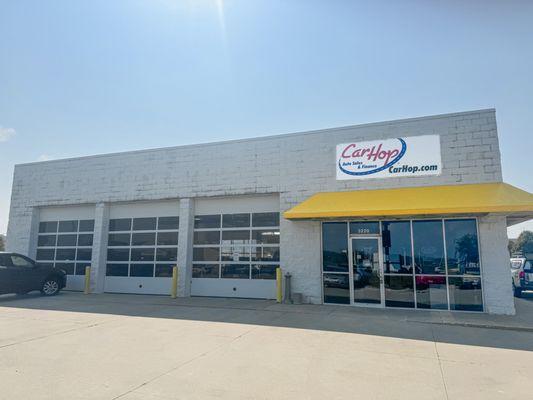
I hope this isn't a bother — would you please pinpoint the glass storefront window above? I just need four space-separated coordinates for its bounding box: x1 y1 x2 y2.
445 219 480 275
322 218 482 311
352 238 381 304
382 221 412 274
323 273 350 304
413 220 446 275
384 275 414 308
415 275 448 309
350 221 380 235
322 222 348 273
448 277 483 311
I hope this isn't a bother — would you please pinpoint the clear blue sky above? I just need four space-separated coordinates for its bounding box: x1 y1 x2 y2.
1 0 532 237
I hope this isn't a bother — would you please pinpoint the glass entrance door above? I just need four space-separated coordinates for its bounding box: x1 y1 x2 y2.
350 237 384 306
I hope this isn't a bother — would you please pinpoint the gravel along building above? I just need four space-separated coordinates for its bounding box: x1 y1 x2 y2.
6 109 533 314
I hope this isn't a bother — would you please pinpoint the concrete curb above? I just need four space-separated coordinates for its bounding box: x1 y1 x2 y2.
408 319 533 333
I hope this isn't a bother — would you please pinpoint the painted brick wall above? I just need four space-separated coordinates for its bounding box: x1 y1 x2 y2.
6 109 513 313
478 215 515 314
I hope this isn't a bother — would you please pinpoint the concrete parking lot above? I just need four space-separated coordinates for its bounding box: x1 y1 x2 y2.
1 292 532 400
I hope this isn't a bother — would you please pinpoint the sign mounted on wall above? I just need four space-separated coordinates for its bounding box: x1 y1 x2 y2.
336 135 442 180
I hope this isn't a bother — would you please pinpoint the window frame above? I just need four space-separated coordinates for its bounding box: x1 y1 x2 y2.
106 216 179 278
36 219 95 276
193 212 280 280
320 217 484 312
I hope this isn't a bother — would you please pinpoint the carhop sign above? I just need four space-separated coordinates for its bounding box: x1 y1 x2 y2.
336 135 442 180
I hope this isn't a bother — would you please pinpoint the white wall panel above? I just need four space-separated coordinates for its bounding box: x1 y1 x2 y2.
109 200 179 218
40 205 95 221
194 195 279 215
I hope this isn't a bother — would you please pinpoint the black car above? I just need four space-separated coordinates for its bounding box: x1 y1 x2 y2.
0 252 66 296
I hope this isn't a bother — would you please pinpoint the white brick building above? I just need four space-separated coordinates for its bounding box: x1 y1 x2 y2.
6 109 533 314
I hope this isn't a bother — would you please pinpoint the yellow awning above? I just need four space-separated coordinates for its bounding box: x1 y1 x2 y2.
283 183 533 222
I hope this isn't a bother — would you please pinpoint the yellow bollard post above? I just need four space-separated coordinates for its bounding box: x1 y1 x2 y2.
171 266 178 299
84 266 91 295
276 267 282 303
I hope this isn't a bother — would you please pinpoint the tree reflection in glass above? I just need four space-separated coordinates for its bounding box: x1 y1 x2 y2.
445 219 479 275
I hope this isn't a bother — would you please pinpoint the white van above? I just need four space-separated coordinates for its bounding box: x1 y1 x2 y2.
510 257 533 297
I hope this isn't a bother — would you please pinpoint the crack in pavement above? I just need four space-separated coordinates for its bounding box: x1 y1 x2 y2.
0 318 120 350
431 326 450 400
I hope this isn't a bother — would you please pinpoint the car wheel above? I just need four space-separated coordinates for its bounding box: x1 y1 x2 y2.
41 278 60 296
513 283 522 298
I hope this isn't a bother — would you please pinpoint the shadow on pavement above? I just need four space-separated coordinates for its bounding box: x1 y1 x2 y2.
1 291 533 352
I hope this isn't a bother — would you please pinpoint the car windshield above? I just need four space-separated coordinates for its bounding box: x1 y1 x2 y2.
11 255 34 268
511 260 523 269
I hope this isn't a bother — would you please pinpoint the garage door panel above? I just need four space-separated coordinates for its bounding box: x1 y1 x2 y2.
191 209 280 300
65 275 85 291
105 277 173 295
191 278 276 299
35 216 95 292
104 213 179 295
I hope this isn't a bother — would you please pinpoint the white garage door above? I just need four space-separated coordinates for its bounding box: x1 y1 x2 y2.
191 210 279 299
104 202 179 295
35 206 97 292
